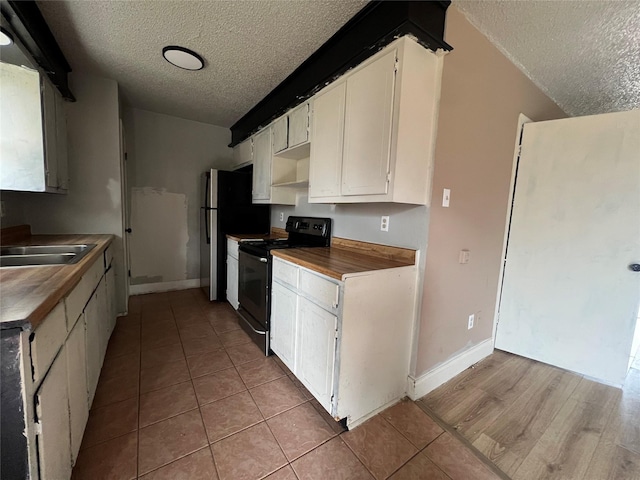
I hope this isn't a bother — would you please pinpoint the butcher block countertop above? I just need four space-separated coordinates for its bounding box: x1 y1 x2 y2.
226 227 287 242
0 231 114 331
271 238 416 281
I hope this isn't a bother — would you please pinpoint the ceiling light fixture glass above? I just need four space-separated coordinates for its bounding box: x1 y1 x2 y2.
162 46 204 71
0 27 14 46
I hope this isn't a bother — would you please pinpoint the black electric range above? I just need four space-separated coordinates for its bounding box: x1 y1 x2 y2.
236 216 332 355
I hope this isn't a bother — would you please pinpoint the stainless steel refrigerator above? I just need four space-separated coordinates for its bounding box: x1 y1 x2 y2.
200 169 270 301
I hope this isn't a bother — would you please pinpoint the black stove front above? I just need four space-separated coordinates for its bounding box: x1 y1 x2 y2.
236 216 331 355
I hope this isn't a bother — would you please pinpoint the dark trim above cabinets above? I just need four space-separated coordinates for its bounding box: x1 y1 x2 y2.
1 1 75 101
229 0 452 147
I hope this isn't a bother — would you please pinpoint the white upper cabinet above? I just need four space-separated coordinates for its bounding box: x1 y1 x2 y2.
309 82 345 198
42 77 69 193
231 138 253 170
309 36 443 205
288 102 310 148
252 127 272 201
272 116 289 154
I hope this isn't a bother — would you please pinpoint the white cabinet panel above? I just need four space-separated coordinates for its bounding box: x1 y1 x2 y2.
252 128 272 201
30 302 67 385
297 297 337 412
66 318 88 463
227 255 239 310
43 79 58 190
271 282 298 373
105 266 117 336
342 49 395 196
36 347 72 480
273 256 299 289
232 138 253 170
272 116 288 153
288 103 309 148
309 82 345 199
84 285 101 405
299 269 339 312
227 238 239 260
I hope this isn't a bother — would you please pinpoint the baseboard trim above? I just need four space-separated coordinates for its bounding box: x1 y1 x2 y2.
130 279 201 295
406 339 494 400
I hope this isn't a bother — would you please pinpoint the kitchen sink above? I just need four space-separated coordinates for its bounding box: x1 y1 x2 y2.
0 244 96 267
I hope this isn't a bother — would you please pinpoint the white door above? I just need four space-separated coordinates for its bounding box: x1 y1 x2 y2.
309 82 346 199
341 50 396 196
496 110 640 386
297 297 337 412
252 128 272 201
36 347 72 479
66 318 88 462
226 255 239 310
271 282 298 372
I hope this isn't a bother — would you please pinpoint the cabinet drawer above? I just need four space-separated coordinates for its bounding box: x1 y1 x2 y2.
64 258 102 331
31 302 67 384
299 269 339 312
273 257 299 289
227 238 239 260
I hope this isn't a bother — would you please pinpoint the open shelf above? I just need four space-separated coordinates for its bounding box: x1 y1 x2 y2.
274 142 311 160
272 180 309 188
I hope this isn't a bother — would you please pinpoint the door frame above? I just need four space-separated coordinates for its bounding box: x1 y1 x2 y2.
119 119 131 312
491 113 532 346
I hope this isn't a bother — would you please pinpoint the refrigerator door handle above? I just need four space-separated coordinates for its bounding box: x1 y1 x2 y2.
202 206 210 245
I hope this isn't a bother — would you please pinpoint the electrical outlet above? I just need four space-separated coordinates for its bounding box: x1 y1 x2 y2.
442 188 451 207
380 216 389 232
279 212 284 222
468 314 475 330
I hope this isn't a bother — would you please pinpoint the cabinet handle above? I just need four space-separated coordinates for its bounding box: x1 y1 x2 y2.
260 258 268 263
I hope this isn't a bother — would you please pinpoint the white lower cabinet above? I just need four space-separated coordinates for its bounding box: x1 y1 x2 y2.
296 297 337 412
226 238 239 309
66 317 88 462
18 245 118 478
271 255 417 428
35 345 72 480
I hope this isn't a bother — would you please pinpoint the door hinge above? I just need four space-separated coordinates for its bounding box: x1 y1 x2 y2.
394 56 399 74
387 172 392 184
34 420 42 436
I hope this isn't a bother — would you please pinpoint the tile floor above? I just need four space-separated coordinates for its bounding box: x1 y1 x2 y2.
72 289 501 480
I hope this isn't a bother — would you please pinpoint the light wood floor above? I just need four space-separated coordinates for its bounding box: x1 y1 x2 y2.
418 349 640 480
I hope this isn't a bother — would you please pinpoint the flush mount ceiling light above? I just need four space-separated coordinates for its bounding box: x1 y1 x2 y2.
0 27 14 46
162 46 204 71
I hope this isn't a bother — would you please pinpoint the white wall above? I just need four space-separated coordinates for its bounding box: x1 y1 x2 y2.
123 108 232 287
17 73 127 313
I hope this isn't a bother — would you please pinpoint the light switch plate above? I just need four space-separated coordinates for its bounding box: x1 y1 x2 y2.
459 249 470 264
442 189 451 207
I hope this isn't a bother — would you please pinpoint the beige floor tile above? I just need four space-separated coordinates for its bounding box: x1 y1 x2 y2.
201 390 263 443
250 376 307 418
182 334 223 356
218 329 252 348
81 397 138 449
342 415 417 480
139 446 218 480
99 351 140 381
380 399 444 449
226 341 266 366
187 349 234 378
92 371 139 408
140 357 191 393
141 342 186 370
211 422 287 480
291 436 373 480
236 357 286 388
389 452 451 480
423 433 501 480
178 321 216 340
267 402 337 461
139 381 198 427
141 328 181 350
138 409 208 475
193 367 247 405
264 465 298 480
209 312 242 334
72 431 137 480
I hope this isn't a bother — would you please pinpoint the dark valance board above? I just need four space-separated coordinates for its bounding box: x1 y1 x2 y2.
229 0 452 147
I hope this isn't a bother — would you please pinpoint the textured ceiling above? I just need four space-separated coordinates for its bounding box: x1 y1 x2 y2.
454 0 640 117
37 0 368 127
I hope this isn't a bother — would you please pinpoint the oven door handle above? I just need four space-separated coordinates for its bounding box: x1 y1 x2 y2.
259 257 268 263
237 310 267 336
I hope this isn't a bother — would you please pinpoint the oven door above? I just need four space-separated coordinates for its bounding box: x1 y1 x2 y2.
238 250 270 335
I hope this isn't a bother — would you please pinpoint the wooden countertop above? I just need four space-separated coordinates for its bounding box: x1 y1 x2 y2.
271 245 415 281
0 234 114 331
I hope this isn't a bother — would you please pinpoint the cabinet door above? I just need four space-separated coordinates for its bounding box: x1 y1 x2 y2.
342 50 396 196
288 103 309 147
36 346 72 480
272 116 288 153
66 317 88 463
96 279 110 360
252 128 272 201
42 79 58 190
55 92 68 190
309 82 346 198
106 266 117 335
84 286 101 405
226 255 239 310
297 297 337 412
233 138 253 169
271 282 298 373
